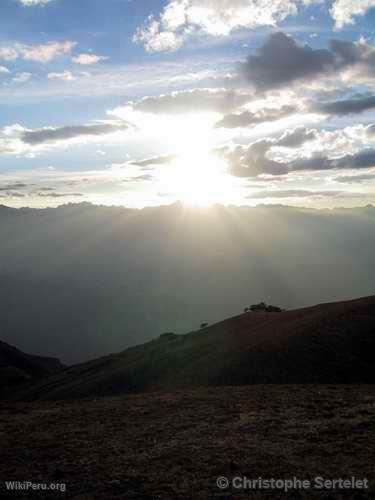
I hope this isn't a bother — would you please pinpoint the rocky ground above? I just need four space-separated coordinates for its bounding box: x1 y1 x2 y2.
0 385 374 499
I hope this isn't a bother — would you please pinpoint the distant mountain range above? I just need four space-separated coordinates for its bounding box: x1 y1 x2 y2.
13 295 375 400
1 202 375 364
0 340 64 397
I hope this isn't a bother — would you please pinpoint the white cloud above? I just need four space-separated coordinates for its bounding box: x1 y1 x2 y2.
134 16 184 52
122 88 254 115
134 0 375 50
48 70 76 81
330 0 375 28
18 41 76 62
72 53 108 65
0 41 76 63
12 72 32 83
0 66 10 74
17 0 53 5
0 47 18 61
134 0 300 52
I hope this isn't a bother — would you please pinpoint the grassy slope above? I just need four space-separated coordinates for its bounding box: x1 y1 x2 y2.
1 386 374 499
16 295 375 401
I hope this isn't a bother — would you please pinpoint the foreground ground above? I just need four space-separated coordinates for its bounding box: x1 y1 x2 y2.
0 385 374 499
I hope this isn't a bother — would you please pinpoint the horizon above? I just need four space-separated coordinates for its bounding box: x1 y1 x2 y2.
1 0 375 209
1 199 375 212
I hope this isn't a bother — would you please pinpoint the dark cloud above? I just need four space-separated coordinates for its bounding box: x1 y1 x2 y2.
335 150 375 169
2 191 26 198
240 33 336 90
329 39 365 65
240 32 374 90
314 95 375 116
22 122 130 146
290 150 375 173
277 127 318 148
222 133 375 178
219 140 289 178
215 104 297 129
0 182 28 191
218 127 320 177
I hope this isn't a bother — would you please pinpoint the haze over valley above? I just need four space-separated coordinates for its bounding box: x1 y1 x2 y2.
1 202 375 363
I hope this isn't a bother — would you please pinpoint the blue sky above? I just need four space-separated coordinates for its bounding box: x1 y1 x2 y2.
1 0 375 208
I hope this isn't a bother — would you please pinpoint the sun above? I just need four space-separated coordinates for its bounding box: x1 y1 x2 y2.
135 111 239 206
160 151 235 207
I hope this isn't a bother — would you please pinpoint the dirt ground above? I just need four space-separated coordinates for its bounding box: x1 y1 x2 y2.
0 385 374 499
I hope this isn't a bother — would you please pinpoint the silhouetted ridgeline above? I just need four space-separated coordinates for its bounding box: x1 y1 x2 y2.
15 296 375 400
0 340 64 397
1 202 375 363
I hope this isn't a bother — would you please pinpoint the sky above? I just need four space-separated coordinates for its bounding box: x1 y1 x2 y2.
1 0 375 208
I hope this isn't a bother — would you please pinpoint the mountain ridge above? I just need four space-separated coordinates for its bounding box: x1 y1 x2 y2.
0 340 64 397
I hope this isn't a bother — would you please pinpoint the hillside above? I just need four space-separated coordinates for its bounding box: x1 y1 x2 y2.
18 296 375 400
0 340 64 396
1 203 375 364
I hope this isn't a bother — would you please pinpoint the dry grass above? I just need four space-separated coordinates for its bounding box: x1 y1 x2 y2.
0 385 374 499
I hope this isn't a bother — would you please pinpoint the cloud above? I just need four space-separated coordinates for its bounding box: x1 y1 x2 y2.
215 104 298 128
1 191 27 198
335 172 375 183
134 1 375 51
220 139 290 177
21 122 131 146
0 182 28 191
20 41 76 62
12 72 32 83
0 66 10 74
17 0 53 5
0 48 19 61
239 32 375 90
277 127 318 148
220 125 375 177
48 71 76 81
130 88 253 115
0 41 76 63
134 0 299 52
131 154 177 167
249 189 348 199
240 33 334 90
0 120 134 156
72 53 108 65
290 149 375 173
314 94 375 116
330 0 375 29
134 17 184 52
123 174 155 182
36 192 83 198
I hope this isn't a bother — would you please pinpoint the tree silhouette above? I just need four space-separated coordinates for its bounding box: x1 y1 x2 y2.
247 302 283 313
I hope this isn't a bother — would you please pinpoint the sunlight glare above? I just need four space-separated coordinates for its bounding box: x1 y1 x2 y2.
160 152 235 207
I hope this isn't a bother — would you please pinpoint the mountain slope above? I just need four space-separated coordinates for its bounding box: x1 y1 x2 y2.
18 296 375 400
0 340 64 396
